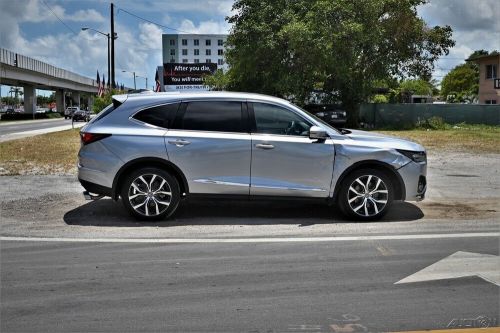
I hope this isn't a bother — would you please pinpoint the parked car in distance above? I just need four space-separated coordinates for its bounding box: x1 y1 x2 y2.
5 108 15 115
304 104 347 127
73 109 90 122
64 106 80 119
78 92 427 222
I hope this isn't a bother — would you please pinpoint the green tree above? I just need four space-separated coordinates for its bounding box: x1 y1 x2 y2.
400 79 433 95
92 89 120 114
222 0 454 126
440 64 478 103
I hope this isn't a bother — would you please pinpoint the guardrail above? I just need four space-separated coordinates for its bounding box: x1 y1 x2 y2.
1 48 97 87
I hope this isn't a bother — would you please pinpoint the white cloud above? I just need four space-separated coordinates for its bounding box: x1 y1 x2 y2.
178 19 230 34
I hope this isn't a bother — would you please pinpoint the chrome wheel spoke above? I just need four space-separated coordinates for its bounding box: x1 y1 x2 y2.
371 190 388 194
369 198 379 214
149 175 157 191
348 174 388 217
131 183 146 194
138 176 150 191
129 173 173 217
349 186 362 196
154 191 171 196
155 199 170 207
129 193 146 200
133 198 148 209
355 179 366 192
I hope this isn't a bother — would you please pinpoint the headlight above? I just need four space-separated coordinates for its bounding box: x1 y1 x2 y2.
397 149 426 163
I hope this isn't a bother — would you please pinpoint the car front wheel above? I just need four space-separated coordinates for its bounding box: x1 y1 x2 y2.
121 167 180 221
338 168 394 221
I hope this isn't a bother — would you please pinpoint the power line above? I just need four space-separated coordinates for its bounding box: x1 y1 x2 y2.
41 0 78 35
116 6 196 34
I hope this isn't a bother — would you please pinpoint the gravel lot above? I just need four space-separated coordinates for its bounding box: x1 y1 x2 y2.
1 151 499 239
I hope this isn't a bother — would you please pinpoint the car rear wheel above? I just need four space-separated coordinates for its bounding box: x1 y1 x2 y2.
338 168 393 221
121 167 180 221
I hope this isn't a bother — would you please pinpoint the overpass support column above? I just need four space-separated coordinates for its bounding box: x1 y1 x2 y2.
72 92 80 107
56 89 65 115
22 85 37 114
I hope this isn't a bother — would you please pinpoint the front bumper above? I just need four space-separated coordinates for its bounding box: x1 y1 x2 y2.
397 161 427 201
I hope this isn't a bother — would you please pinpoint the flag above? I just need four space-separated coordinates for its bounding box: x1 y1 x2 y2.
96 70 102 97
154 69 161 92
101 74 106 97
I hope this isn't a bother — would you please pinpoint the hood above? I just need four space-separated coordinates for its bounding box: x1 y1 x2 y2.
342 129 425 152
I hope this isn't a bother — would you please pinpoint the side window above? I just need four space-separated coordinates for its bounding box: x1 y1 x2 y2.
180 101 244 133
252 103 311 136
133 103 180 128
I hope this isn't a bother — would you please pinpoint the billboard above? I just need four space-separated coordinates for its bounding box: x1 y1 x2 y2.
163 63 217 91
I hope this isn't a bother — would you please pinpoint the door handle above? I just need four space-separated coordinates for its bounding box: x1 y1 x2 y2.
255 143 274 150
168 139 191 147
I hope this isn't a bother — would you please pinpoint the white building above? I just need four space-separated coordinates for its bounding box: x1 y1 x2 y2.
162 34 228 71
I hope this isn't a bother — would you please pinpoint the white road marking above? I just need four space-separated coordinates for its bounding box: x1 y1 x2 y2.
395 251 500 286
1 232 499 244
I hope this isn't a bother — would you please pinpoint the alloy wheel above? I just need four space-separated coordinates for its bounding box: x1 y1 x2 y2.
347 174 388 217
128 174 172 217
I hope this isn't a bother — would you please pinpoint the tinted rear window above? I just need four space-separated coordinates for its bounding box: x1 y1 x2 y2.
133 103 180 128
179 101 244 132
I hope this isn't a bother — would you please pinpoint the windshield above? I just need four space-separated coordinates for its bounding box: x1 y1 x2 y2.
295 105 342 134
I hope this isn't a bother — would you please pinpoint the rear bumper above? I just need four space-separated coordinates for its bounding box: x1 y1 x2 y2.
397 161 427 201
78 178 112 197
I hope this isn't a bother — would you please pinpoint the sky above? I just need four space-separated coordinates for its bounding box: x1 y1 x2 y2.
0 0 499 97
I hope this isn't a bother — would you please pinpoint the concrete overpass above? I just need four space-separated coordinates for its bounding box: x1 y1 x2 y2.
0 48 98 113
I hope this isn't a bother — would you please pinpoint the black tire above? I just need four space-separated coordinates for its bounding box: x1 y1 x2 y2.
121 167 180 221
337 168 394 221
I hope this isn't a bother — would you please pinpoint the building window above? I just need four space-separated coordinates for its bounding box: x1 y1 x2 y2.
182 59 188 63
182 49 188 56
182 39 187 46
194 49 199 56
206 59 212 63
218 59 224 65
170 49 175 56
206 49 211 56
485 100 497 104
169 39 175 46
486 64 497 79
170 58 175 63
218 49 223 56
218 39 223 46
194 39 199 46
194 59 199 63
206 39 211 46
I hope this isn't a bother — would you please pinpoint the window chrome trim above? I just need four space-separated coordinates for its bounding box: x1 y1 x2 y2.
194 179 249 187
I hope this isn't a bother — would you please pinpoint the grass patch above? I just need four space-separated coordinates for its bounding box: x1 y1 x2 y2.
0 124 498 176
0 128 80 175
377 124 500 154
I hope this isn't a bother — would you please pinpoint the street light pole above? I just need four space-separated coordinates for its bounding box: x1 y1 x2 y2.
136 75 148 89
122 70 136 90
81 27 112 89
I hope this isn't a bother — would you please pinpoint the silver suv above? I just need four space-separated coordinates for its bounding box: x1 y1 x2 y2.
78 92 426 221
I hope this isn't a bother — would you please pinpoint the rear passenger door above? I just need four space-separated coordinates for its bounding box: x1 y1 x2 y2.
165 100 251 195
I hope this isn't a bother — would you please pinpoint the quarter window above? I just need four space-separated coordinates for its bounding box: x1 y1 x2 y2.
252 103 311 136
133 103 180 128
486 64 497 79
180 101 244 133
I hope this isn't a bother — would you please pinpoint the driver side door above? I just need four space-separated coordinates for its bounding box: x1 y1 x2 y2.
249 102 335 198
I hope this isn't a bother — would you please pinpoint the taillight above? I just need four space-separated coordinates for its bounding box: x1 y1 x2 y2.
80 132 111 145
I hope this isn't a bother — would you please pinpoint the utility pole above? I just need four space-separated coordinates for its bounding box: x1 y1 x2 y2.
110 2 115 89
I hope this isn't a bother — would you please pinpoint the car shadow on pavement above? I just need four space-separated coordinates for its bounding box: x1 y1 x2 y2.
63 198 424 227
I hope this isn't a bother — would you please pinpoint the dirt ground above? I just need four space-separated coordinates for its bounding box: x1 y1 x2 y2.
1 150 499 240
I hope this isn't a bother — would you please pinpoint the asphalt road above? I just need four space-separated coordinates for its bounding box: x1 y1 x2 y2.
0 118 72 135
1 150 499 332
1 236 498 333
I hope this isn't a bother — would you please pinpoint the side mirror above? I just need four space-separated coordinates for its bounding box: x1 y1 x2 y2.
309 125 328 140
